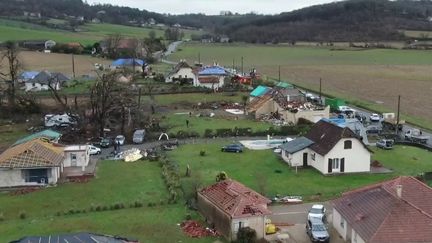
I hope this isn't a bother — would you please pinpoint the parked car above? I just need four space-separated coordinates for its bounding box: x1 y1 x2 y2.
308 204 326 221
366 125 382 135
376 139 394 150
221 144 243 153
88 145 101 155
115 135 126 146
369 113 381 122
99 138 112 148
306 219 330 243
133 129 145 144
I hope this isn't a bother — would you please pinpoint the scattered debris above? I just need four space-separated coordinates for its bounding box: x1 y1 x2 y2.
272 195 303 204
123 148 143 162
180 220 220 238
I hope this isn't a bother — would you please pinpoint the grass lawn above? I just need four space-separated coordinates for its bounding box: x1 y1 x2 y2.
0 160 220 242
168 143 432 201
153 92 248 106
160 112 273 136
0 123 28 151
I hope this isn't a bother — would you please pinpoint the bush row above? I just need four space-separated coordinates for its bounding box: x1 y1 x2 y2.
160 158 182 204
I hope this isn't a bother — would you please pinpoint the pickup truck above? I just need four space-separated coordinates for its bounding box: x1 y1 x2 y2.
405 129 429 144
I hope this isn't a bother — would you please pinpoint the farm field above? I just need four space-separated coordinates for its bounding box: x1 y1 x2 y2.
169 43 432 130
0 161 217 243
0 19 203 45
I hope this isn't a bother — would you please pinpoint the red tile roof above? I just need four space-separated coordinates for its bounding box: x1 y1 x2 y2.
199 179 271 219
305 120 370 155
332 176 432 243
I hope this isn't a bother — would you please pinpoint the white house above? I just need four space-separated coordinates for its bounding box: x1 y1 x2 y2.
280 120 371 174
63 145 90 172
195 66 227 89
25 71 69 92
165 61 196 84
0 139 64 187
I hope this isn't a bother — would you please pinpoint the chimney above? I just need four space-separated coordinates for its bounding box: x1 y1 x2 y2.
396 185 402 198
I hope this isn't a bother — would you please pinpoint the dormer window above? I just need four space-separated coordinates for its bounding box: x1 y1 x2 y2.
344 140 352 149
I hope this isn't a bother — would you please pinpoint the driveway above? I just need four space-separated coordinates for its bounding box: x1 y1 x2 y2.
267 203 345 243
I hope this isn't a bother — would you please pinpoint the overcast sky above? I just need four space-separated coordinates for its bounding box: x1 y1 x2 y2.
87 0 340 15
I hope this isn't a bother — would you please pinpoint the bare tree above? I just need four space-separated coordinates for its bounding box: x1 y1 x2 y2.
0 41 22 106
48 76 68 109
105 34 122 59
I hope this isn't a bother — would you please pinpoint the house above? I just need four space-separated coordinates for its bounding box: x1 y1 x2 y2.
25 71 70 91
332 176 432 243
280 120 371 174
111 58 146 72
165 61 196 84
197 179 272 241
195 66 227 89
12 232 139 243
247 86 330 124
63 145 90 172
13 129 62 146
19 71 40 83
0 139 64 188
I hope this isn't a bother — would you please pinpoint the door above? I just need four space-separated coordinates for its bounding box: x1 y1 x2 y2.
340 158 345 173
303 152 308 167
71 153 77 166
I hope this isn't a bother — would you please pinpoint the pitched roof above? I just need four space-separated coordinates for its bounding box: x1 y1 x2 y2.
167 61 193 77
199 179 271 219
280 137 314 154
305 120 366 156
13 129 62 146
198 66 227 76
250 85 271 97
12 232 139 243
20 71 40 80
247 93 273 112
28 71 70 84
332 176 432 243
112 58 145 67
0 139 64 168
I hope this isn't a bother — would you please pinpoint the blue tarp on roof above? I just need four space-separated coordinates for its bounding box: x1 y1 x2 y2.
20 71 40 80
112 58 145 67
321 118 346 127
198 66 227 76
13 129 62 146
250 85 271 97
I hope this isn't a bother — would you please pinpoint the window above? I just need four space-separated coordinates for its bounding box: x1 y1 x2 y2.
71 153 77 161
340 218 345 229
332 158 340 170
344 140 352 149
311 153 316 161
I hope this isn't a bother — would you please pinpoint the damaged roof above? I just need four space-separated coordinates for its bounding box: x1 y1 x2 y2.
332 176 432 243
280 137 314 154
199 179 271 219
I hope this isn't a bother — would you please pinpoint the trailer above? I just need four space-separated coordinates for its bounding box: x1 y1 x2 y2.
382 113 404 131
405 129 429 144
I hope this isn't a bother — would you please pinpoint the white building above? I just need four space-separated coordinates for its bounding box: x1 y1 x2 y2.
63 145 90 172
0 139 64 188
280 120 371 174
165 61 196 84
195 66 227 89
24 71 69 92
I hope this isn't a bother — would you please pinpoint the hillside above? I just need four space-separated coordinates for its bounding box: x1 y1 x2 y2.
221 0 432 43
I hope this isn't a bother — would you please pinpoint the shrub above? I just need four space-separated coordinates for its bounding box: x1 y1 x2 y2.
95 205 102 212
102 206 108 211
185 214 192 220
236 227 257 243
114 203 121 210
199 150 206 156
19 211 27 220
204 129 214 138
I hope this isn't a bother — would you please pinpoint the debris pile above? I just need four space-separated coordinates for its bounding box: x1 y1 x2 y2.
181 220 220 238
123 148 143 162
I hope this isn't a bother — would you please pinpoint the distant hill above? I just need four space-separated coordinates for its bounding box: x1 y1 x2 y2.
221 0 432 43
1 0 431 43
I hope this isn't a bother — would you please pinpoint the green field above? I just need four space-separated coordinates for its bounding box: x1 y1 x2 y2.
0 19 203 45
169 43 432 130
0 161 217 243
168 144 432 201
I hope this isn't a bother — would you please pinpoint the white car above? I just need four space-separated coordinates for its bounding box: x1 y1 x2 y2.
369 113 381 122
115 135 126 146
88 145 101 155
308 204 326 221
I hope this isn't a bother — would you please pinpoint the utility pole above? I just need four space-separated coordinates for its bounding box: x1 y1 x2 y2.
72 54 75 79
278 65 281 82
241 56 244 75
319 78 322 100
396 95 401 135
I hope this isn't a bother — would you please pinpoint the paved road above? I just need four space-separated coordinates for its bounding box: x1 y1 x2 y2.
161 40 183 65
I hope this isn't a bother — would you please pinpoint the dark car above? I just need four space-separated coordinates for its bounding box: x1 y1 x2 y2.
221 144 243 153
99 138 112 148
306 219 330 243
